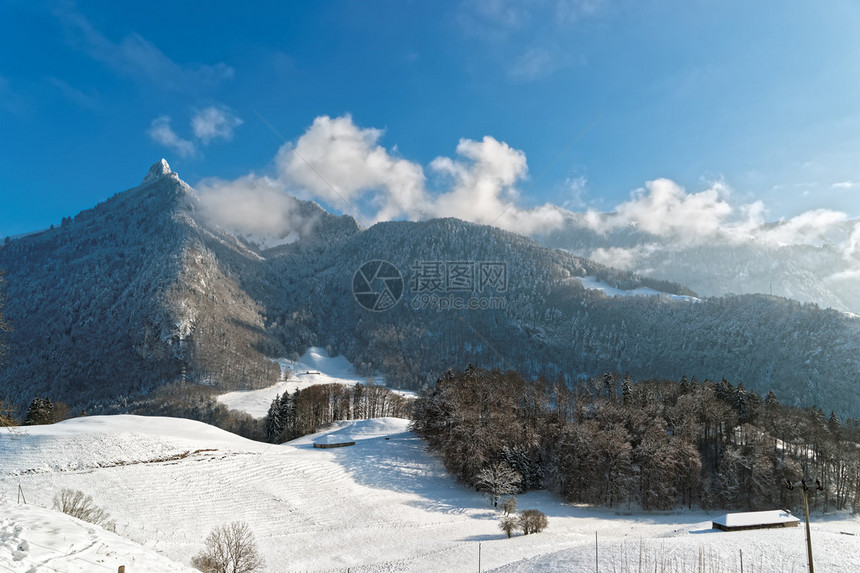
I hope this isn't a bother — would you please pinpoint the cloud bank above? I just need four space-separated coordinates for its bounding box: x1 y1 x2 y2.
201 114 563 237
196 174 316 247
196 114 857 264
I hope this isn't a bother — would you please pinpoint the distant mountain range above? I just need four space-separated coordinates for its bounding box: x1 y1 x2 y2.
1 161 858 416
537 209 860 315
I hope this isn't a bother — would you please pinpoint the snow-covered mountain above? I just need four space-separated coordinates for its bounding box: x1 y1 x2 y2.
538 209 860 314
1 161 858 417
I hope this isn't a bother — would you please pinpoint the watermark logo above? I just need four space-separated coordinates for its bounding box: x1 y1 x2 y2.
352 260 404 312
353 259 507 312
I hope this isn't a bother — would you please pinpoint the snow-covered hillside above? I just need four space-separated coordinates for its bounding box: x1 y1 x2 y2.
2 416 859 572
577 276 700 302
217 347 415 418
0 501 195 572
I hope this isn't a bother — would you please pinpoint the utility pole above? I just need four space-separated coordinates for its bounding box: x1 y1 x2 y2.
787 478 824 573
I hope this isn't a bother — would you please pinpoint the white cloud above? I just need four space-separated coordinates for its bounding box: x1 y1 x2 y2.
832 181 857 189
196 175 317 246
276 114 427 222
149 105 242 157
589 244 657 271
508 48 563 81
47 77 99 109
561 176 589 210
192 106 243 144
187 114 856 252
609 178 736 238
847 224 860 258
756 209 848 246
555 0 605 24
147 116 196 158
196 114 565 239
457 0 529 40
574 177 854 254
428 135 564 234
430 136 527 218
56 6 233 92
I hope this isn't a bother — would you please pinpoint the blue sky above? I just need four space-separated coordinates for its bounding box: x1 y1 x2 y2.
2 1 860 238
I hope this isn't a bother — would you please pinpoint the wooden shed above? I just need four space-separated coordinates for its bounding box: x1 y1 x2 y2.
712 510 800 532
313 434 356 449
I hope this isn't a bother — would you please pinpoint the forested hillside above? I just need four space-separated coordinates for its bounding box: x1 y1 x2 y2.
413 366 860 513
1 161 858 418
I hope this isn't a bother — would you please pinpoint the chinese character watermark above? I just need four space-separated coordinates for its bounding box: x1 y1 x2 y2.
353 260 508 312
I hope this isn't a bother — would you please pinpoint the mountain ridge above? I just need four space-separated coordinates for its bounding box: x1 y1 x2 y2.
0 162 858 417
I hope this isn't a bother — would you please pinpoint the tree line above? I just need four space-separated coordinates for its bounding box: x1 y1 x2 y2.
265 382 413 443
412 365 860 513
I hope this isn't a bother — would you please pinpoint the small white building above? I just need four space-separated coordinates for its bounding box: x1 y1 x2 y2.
313 434 356 449
712 510 800 532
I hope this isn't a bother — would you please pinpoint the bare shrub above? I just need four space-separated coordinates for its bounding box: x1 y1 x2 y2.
518 509 548 535
192 521 264 573
499 515 518 538
0 397 16 427
53 488 116 532
501 495 517 516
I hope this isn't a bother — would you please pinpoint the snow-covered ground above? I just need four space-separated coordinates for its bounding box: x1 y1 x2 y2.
218 346 415 418
0 501 195 572
2 415 859 572
578 275 700 302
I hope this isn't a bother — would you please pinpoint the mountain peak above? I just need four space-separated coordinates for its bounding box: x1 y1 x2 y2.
141 159 173 185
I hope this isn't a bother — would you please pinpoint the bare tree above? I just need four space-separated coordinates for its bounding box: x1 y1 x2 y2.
499 515 518 538
501 495 517 516
475 460 521 507
518 509 548 535
53 488 116 531
0 398 15 427
192 521 264 573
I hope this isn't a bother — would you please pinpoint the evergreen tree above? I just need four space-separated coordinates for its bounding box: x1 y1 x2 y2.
828 411 842 440
265 394 285 443
24 396 55 425
621 372 633 406
764 390 780 409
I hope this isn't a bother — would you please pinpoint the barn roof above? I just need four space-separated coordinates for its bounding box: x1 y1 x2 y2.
713 510 799 529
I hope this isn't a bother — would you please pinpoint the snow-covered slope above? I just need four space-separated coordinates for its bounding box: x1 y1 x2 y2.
0 501 195 572
217 347 414 418
577 275 700 301
2 416 859 572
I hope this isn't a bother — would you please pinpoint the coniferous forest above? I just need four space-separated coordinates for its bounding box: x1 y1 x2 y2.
263 383 413 443
412 366 860 513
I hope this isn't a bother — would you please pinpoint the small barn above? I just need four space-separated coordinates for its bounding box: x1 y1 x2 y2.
313 434 356 449
712 510 800 532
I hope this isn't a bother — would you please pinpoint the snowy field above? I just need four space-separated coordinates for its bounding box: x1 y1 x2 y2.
577 276 700 302
2 415 859 572
217 347 415 418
